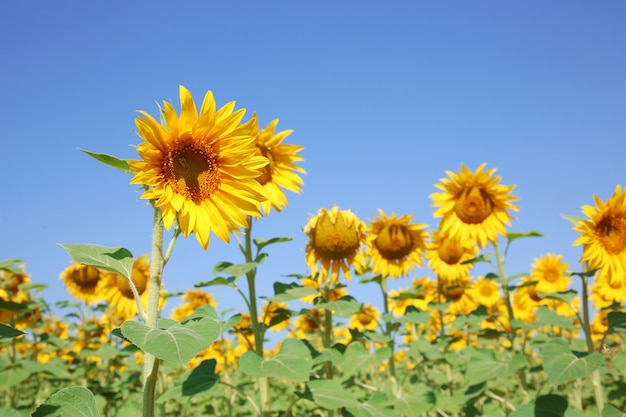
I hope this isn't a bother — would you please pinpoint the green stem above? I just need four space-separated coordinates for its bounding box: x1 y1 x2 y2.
322 283 335 380
378 277 396 378
243 216 270 416
492 239 516 347
142 206 165 417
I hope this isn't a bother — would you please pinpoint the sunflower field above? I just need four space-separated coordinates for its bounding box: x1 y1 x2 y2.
1 86 625 417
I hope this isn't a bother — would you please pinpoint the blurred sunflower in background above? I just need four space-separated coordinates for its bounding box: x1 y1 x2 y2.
102 255 153 319
530 253 571 294
304 206 366 285
574 184 626 285
348 304 380 332
254 118 306 214
430 163 519 248
128 85 268 250
469 276 501 309
363 210 428 279
299 278 348 304
426 230 479 283
389 277 435 315
59 262 106 305
589 272 626 310
170 288 217 322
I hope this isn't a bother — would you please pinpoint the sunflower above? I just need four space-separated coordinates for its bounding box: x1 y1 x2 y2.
511 277 543 323
348 304 380 332
128 85 268 250
363 210 428 279
389 277 435 315
589 271 626 310
59 262 106 305
426 230 479 283
102 255 152 319
171 288 218 322
300 278 348 304
469 276 501 308
254 118 306 214
441 276 478 316
573 185 626 285
430 163 519 248
530 253 571 294
304 206 366 285
262 301 291 331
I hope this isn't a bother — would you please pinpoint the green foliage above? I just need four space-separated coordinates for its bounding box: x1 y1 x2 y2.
239 338 312 382
540 339 605 385
81 150 132 174
32 386 100 417
59 244 134 280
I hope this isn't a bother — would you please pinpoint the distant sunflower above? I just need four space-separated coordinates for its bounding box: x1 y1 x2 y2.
469 276 501 308
574 185 626 285
102 255 152 319
304 206 366 285
426 230 479 283
430 163 519 247
530 253 571 294
300 278 347 304
262 301 291 331
59 262 105 305
348 304 380 331
254 118 306 214
171 289 217 322
441 276 478 316
590 272 626 310
363 210 428 279
128 85 268 250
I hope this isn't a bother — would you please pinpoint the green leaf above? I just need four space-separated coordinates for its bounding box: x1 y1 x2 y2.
253 237 292 253
194 276 238 288
395 384 437 416
540 290 578 306
535 306 577 330
602 405 625 417
0 407 21 417
0 301 29 312
0 259 23 274
506 230 543 244
317 296 362 317
0 365 29 388
32 386 100 417
561 214 583 227
269 282 318 302
461 253 491 265
307 379 360 409
182 359 220 396
509 394 568 417
212 255 267 278
335 343 375 376
59 244 133 279
239 338 312 382
81 149 132 174
607 311 626 332
0 324 24 339
464 349 509 385
541 338 604 385
121 316 223 368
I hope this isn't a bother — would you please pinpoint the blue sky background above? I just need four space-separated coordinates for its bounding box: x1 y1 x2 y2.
1 2 625 319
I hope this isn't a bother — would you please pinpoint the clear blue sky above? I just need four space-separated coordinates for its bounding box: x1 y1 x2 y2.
1 2 625 317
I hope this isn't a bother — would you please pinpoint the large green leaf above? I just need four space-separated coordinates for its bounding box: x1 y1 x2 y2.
253 236 292 253
0 323 24 339
269 281 318 302
121 316 223 368
0 259 23 274
81 149 132 174
394 384 437 416
509 394 567 417
59 244 133 279
307 379 360 409
506 230 543 244
239 338 312 382
335 342 374 377
182 359 220 396
540 339 604 385
602 405 625 417
464 348 507 385
212 254 267 278
0 407 21 417
32 386 100 417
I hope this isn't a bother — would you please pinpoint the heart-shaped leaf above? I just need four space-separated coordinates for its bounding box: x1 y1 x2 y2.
307 379 360 409
59 244 133 279
32 386 100 417
540 338 604 385
121 316 223 368
239 338 312 382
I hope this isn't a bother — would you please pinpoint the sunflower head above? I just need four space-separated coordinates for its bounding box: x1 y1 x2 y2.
171 289 217 322
102 255 156 319
59 262 106 305
469 276 501 308
574 185 626 285
363 210 428 279
304 206 366 285
430 163 519 248
254 118 306 215
427 230 479 283
530 253 571 294
128 85 269 250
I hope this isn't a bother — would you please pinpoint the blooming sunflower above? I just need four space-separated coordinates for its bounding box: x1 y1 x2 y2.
348 304 380 332
590 271 626 310
300 278 347 304
469 276 501 308
363 210 428 279
254 118 306 214
573 185 626 285
441 276 478 316
304 206 366 285
128 85 268 250
530 253 571 294
430 163 519 248
59 262 106 305
102 255 152 319
426 230 479 283
171 289 218 322
262 301 291 331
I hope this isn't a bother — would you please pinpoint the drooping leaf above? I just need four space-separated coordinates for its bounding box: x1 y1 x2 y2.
541 338 604 385
0 323 24 339
269 281 318 302
540 290 579 306
0 407 21 417
535 306 577 330
602 405 625 417
317 296 362 317
253 237 292 253
59 244 133 279
607 311 626 332
212 255 267 278
307 379 360 409
461 253 491 265
506 230 543 244
121 316 223 368
182 359 220 396
81 149 132 174
194 276 238 288
239 338 312 382
0 259 24 274
32 386 100 417
561 214 583 227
